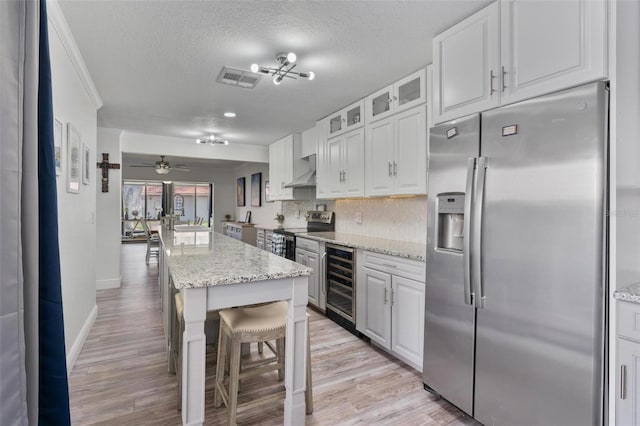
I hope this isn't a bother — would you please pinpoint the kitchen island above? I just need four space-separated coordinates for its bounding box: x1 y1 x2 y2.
158 228 311 426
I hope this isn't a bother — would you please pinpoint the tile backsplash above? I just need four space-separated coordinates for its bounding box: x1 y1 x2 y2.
335 196 427 244
280 199 336 228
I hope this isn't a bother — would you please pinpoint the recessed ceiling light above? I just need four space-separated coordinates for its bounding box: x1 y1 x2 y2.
224 112 236 118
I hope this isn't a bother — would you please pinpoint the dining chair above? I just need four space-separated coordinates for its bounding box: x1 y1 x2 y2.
141 218 159 265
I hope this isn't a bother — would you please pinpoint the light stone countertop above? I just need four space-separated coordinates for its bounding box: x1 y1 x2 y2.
614 282 640 304
295 232 426 262
159 229 311 289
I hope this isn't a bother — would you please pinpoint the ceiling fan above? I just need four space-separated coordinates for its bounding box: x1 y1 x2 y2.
130 155 190 174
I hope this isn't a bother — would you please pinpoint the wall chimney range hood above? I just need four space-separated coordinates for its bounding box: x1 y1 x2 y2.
284 168 316 188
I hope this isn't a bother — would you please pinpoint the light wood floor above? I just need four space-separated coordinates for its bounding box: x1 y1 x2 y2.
69 244 476 425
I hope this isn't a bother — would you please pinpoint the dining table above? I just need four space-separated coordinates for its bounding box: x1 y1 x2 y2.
158 227 311 426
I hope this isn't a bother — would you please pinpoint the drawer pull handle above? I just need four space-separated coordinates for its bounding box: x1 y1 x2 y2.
380 263 398 268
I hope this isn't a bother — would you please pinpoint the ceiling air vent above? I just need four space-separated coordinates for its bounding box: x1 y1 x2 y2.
216 67 262 89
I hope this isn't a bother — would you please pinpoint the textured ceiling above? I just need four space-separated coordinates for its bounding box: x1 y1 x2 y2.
59 0 490 146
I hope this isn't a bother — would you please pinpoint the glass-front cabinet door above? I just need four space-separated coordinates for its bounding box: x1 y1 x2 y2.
328 99 364 138
366 85 394 123
344 100 364 133
328 112 343 137
394 68 426 115
366 68 426 123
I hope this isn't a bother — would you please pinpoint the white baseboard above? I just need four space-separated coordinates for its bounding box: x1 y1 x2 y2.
66 304 98 375
96 276 121 290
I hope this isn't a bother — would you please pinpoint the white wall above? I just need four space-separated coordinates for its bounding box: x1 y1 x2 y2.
233 163 282 227
123 162 238 234
48 1 101 371
95 128 122 289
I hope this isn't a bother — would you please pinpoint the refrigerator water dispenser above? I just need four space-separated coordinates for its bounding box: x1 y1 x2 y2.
437 193 465 252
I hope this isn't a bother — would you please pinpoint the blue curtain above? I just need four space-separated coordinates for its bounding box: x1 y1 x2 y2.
37 0 71 423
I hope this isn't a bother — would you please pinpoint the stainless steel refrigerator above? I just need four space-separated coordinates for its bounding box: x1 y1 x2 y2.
423 82 608 426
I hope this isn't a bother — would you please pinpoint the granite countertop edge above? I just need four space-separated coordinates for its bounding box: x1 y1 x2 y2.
614 282 640 304
296 232 426 263
159 229 311 290
172 269 312 289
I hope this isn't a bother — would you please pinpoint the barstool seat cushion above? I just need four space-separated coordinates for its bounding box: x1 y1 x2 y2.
219 301 288 335
174 293 220 321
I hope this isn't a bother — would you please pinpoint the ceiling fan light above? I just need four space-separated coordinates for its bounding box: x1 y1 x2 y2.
273 76 282 85
196 138 202 144
287 52 296 63
250 63 259 73
308 71 315 81
224 140 229 145
224 112 236 118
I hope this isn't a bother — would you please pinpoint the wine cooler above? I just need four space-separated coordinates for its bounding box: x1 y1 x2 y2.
325 244 356 334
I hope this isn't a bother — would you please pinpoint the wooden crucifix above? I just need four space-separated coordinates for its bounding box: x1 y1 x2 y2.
97 153 120 193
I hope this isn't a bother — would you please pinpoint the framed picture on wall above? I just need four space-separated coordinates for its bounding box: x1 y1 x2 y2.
54 118 63 176
251 172 262 207
82 144 91 185
237 177 245 206
67 123 81 193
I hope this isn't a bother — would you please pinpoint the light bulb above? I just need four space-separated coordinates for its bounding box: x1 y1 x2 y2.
224 140 229 145
250 63 259 73
308 71 315 81
209 134 216 141
224 112 236 118
287 52 296 63
196 138 202 144
273 76 281 85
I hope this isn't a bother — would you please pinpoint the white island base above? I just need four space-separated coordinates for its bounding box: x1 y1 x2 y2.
180 278 309 426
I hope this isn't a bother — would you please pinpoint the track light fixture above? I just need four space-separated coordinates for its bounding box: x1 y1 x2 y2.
196 134 229 146
251 52 315 85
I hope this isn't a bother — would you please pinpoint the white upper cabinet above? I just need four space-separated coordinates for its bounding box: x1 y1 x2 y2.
325 128 365 198
268 133 312 201
315 118 330 199
328 100 364 138
500 0 607 105
365 105 427 197
366 68 427 123
433 2 500 124
433 0 607 124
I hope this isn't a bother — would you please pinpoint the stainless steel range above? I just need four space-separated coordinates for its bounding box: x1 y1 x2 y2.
271 211 334 261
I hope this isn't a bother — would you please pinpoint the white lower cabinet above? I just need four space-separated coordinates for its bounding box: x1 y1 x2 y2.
359 267 392 348
296 237 322 309
356 250 425 371
618 337 640 425
618 300 640 425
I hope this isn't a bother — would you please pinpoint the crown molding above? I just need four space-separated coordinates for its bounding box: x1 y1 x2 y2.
47 0 103 110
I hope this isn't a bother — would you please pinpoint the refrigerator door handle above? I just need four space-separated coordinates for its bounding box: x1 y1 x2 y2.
463 157 476 306
473 156 488 308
